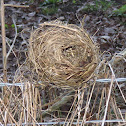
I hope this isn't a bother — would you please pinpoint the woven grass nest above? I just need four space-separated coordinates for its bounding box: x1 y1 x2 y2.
28 21 98 88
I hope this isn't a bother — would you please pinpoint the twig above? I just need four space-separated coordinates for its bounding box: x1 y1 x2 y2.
0 98 19 126
109 65 126 103
4 4 29 8
63 93 78 126
1 0 7 82
0 83 40 126
1 1 9 118
101 64 115 126
6 15 17 58
109 48 126 65
81 82 96 126
77 89 81 125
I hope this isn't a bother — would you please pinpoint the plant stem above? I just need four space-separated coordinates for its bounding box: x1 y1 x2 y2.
1 0 9 111
1 0 7 83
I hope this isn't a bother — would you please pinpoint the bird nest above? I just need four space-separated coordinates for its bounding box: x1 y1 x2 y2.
28 21 99 88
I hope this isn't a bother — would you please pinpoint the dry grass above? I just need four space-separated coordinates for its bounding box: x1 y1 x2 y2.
0 18 126 126
0 71 126 125
0 49 126 126
1 0 126 125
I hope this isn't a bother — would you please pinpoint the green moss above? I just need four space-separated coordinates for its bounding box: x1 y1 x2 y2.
29 0 34 3
42 6 58 15
43 0 62 5
82 0 113 13
83 4 98 12
113 4 126 17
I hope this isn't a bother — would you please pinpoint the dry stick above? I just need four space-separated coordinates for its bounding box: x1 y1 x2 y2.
118 108 125 122
63 94 78 126
0 99 19 126
1 1 8 125
101 64 115 126
100 49 126 126
96 88 105 126
111 97 121 125
105 70 111 126
6 15 17 58
68 90 85 126
1 83 40 126
109 48 126 65
81 82 96 126
77 90 85 125
115 80 126 103
1 0 7 81
0 2 29 124
111 61 126 103
77 88 81 126
33 88 38 126
4 4 29 8
1 0 7 88
68 91 83 126
109 62 125 125
29 83 36 125
89 87 100 121
1 1 29 123
0 34 17 58
0 107 5 123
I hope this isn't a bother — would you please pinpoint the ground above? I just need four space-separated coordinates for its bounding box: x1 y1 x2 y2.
0 0 126 125
0 0 126 78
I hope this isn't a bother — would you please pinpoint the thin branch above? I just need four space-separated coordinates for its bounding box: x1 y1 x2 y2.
4 4 29 8
101 64 115 126
6 15 17 58
0 98 19 126
1 0 9 111
81 82 96 126
1 0 7 82
109 48 126 65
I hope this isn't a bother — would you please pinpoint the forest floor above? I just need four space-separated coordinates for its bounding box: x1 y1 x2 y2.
0 0 126 124
0 0 126 79
0 0 126 77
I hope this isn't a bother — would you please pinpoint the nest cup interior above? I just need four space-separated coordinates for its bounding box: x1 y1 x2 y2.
28 21 98 88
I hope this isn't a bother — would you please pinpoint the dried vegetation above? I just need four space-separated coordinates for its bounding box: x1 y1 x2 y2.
0 0 126 125
28 21 98 88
